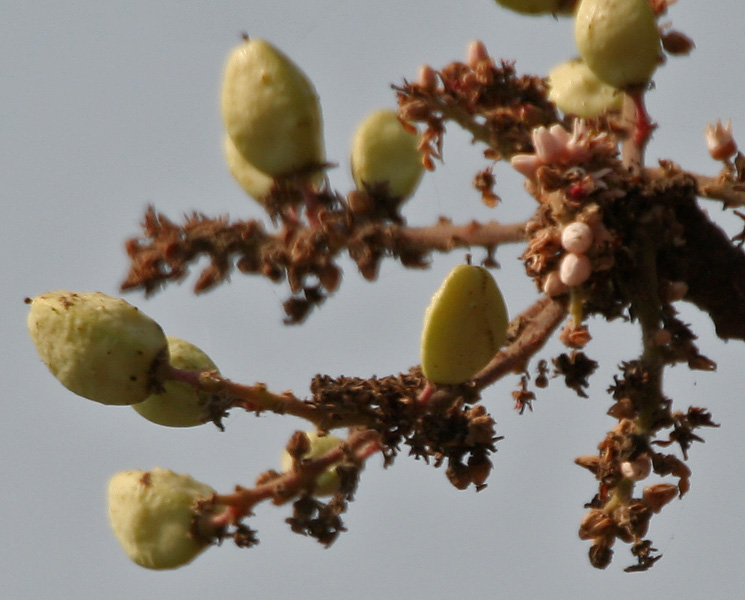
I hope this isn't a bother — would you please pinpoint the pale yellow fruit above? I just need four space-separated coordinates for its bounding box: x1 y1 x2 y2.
132 337 218 427
224 134 274 202
421 265 509 385
220 38 325 177
495 0 574 15
27 291 167 405
575 0 660 89
350 109 424 199
281 431 344 497
107 467 215 570
548 57 623 118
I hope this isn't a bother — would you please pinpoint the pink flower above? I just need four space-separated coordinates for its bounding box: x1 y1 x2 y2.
705 119 737 161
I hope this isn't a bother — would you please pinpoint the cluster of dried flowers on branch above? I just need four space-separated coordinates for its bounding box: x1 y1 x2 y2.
26 0 745 575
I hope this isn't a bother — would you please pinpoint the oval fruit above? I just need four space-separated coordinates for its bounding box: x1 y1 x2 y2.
132 337 219 427
281 430 344 497
27 291 167 405
421 265 509 385
107 467 215 569
495 0 574 15
548 57 623 118
220 37 325 177
575 0 660 89
350 109 424 199
224 134 274 202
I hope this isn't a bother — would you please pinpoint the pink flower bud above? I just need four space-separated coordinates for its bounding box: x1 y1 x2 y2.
705 119 737 161
416 64 438 93
510 153 542 180
466 40 491 69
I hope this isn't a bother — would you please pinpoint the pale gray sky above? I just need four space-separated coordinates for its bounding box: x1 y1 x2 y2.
3 1 744 599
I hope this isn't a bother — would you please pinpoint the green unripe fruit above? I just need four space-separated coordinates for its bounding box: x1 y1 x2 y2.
132 337 219 428
221 37 325 177
107 467 215 570
495 0 574 15
350 109 424 199
421 265 508 385
574 0 660 89
224 134 274 202
281 431 344 497
548 57 623 118
27 291 168 405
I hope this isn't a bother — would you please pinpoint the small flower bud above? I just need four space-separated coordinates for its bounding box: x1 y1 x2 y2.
107 468 216 569
133 337 219 428
579 509 614 540
705 119 737 162
620 456 652 481
559 252 592 287
543 271 569 298
27 291 168 405
466 40 491 69
561 221 594 254
416 64 439 93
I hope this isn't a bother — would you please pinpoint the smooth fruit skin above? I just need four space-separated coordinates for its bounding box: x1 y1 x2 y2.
220 38 325 177
548 57 623 118
132 337 219 427
574 0 660 89
27 291 167 405
350 109 424 199
281 431 344 497
495 0 573 15
107 468 215 570
421 265 509 385
224 134 274 202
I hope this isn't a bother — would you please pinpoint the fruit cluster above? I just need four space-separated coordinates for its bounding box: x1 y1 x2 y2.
26 0 745 575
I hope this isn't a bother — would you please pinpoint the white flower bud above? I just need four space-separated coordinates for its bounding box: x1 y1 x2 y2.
132 337 219 427
107 468 215 569
27 291 167 405
421 265 509 384
559 252 592 287
350 109 424 200
561 221 594 254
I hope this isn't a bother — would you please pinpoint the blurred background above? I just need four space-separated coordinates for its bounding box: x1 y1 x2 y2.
3 1 743 598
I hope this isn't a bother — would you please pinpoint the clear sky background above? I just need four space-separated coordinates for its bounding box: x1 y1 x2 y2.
3 1 744 598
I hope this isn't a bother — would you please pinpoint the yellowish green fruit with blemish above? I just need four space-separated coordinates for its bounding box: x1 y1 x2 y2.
495 0 574 15
27 291 167 405
350 109 424 199
107 467 215 570
548 57 623 118
575 0 660 89
281 431 344 497
224 134 275 202
421 265 508 385
132 337 219 428
221 38 325 177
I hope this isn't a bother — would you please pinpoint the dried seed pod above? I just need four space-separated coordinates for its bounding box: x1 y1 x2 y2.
421 265 509 385
548 57 623 118
221 38 325 177
107 468 216 570
281 431 345 497
27 291 168 405
350 109 424 200
575 0 661 89
133 337 219 428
